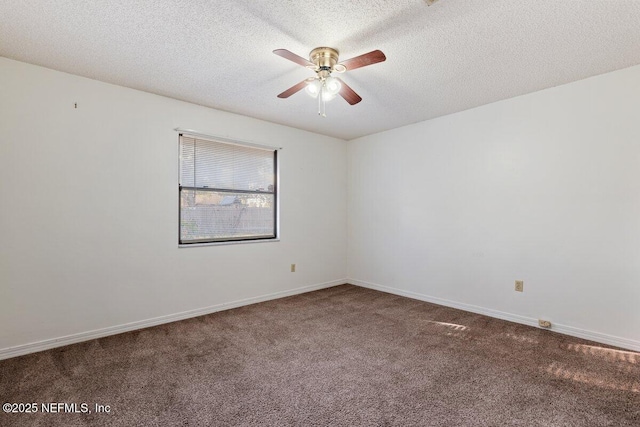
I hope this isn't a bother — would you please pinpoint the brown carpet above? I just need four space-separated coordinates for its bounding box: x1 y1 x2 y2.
1 284 638 426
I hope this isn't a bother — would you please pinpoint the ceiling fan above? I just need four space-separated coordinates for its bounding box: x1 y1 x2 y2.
273 47 386 116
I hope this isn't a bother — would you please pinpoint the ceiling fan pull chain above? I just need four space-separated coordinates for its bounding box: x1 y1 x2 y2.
317 85 322 116
318 83 327 117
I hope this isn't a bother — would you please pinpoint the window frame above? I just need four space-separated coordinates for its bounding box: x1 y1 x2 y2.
177 132 279 247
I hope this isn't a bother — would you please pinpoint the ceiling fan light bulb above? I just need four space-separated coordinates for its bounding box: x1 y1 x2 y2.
305 79 321 98
324 76 341 95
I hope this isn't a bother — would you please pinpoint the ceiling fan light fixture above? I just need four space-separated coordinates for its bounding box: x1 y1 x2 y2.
305 79 322 98
324 76 341 96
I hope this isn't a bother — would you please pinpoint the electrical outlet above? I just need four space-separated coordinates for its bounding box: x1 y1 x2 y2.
538 319 552 329
290 264 296 273
515 280 524 292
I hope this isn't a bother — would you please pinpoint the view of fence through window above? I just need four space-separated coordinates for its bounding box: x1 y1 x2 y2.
179 135 277 244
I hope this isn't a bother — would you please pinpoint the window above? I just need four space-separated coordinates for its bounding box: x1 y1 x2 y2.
179 134 278 245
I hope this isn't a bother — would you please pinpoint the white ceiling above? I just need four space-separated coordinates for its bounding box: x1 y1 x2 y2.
2 0 640 140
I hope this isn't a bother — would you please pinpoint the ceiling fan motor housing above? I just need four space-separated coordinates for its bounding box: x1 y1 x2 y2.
309 47 340 77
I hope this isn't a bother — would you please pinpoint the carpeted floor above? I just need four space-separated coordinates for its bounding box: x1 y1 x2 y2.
1 284 638 426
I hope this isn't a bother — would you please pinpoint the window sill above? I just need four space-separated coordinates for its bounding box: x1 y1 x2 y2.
179 239 280 248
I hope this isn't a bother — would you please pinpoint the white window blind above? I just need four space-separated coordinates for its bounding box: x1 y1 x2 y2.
179 134 277 244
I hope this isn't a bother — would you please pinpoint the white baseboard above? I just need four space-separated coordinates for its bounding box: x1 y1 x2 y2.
348 278 640 353
0 279 346 361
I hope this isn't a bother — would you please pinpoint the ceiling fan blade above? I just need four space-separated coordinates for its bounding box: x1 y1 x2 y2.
336 78 362 105
338 50 386 71
273 49 314 67
277 80 309 98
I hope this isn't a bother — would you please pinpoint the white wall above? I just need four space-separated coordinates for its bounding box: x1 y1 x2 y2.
0 58 347 357
348 65 640 351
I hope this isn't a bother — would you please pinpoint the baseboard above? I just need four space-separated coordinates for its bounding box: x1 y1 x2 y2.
348 278 640 352
0 279 346 361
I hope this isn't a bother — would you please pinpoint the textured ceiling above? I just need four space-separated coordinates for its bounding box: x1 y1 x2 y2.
2 1 640 140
